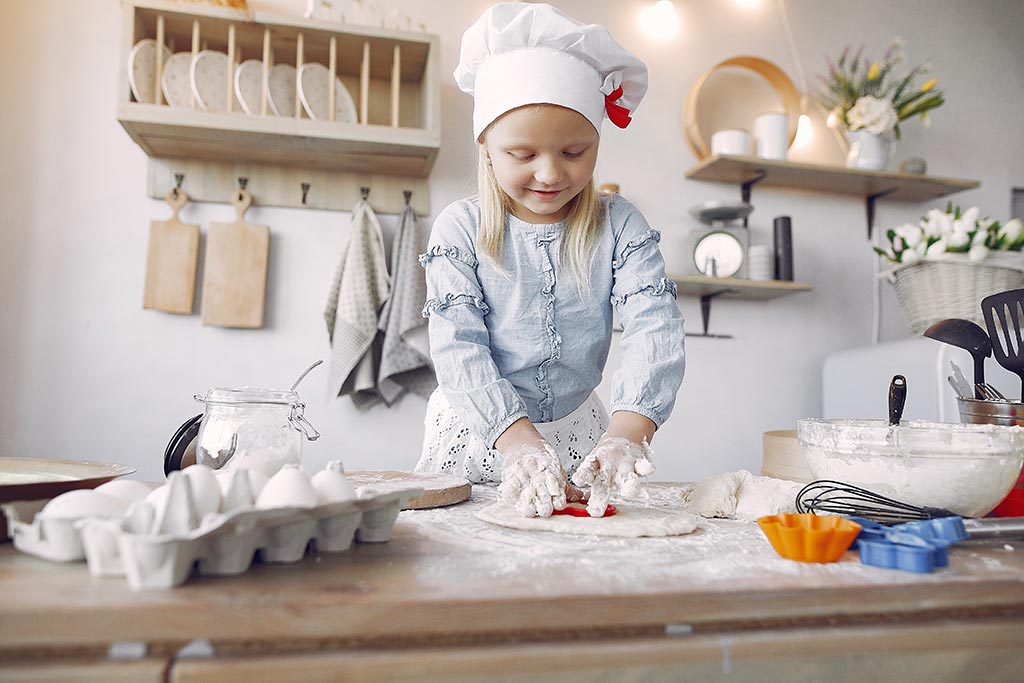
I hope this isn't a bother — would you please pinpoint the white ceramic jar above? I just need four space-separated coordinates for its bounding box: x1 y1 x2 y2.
194 388 319 477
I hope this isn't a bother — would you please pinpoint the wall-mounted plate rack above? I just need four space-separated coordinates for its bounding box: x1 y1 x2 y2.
119 0 440 213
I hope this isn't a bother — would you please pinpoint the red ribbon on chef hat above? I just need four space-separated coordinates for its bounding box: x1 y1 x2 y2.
604 86 633 129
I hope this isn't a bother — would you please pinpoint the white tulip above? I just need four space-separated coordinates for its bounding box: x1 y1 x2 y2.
895 223 924 248
972 229 990 247
969 244 990 262
961 206 980 226
947 230 971 249
923 210 945 237
999 218 1023 245
901 248 921 264
927 239 948 257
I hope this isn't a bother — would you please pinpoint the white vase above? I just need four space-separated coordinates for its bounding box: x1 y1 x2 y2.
845 130 893 171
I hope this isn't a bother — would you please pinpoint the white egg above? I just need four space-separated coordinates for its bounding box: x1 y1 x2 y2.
95 479 153 503
38 489 129 520
215 466 269 498
255 464 318 509
181 464 223 517
311 461 357 504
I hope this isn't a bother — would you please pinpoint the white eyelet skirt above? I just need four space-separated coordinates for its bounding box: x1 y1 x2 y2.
415 387 610 484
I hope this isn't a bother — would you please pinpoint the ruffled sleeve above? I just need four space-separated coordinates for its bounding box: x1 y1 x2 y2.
420 201 528 447
607 197 686 427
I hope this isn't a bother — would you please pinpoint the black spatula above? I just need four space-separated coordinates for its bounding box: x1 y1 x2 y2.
981 288 1024 400
923 318 992 399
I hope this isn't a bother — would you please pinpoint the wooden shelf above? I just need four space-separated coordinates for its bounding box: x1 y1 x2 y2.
670 274 811 300
668 275 810 339
119 0 441 210
685 155 979 202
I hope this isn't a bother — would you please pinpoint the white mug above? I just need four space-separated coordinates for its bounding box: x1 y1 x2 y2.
710 129 751 156
753 112 789 160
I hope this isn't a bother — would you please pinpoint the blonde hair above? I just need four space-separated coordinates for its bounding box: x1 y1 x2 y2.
476 144 605 291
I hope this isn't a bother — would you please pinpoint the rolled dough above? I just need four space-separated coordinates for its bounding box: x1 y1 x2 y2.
476 503 700 538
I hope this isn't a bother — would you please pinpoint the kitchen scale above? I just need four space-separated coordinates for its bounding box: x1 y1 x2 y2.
684 201 752 278
681 201 753 339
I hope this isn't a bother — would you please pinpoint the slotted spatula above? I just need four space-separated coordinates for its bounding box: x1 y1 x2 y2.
981 288 1024 400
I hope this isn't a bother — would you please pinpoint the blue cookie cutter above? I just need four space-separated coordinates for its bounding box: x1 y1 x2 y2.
847 516 966 574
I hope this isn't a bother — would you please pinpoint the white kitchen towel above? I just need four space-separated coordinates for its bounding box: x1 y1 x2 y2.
366 202 436 407
324 199 391 401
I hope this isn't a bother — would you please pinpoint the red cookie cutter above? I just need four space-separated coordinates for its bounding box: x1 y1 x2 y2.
551 502 617 518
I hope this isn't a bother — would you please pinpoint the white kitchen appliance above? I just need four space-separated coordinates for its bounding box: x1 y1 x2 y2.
823 337 1020 423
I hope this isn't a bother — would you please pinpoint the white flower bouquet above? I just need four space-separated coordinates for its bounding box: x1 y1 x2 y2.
876 203 1024 265
877 203 1024 335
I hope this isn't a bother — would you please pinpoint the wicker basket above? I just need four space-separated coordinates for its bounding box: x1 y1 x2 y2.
886 257 1024 335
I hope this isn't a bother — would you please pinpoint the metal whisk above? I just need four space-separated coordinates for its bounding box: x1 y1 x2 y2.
795 480 955 524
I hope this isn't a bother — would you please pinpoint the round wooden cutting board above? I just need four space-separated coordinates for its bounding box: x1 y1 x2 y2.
346 471 472 510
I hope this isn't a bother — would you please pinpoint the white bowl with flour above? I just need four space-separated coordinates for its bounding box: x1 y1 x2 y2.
797 419 1024 518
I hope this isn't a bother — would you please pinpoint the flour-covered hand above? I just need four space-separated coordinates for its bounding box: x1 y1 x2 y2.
571 436 655 516
497 441 570 517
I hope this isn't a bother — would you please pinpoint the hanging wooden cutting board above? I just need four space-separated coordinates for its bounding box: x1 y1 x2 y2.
143 188 199 314
347 471 472 509
201 188 269 328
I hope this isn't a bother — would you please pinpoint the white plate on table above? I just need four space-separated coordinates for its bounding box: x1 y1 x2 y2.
161 52 193 107
190 50 235 113
267 63 297 117
234 59 267 115
128 38 170 104
298 62 358 122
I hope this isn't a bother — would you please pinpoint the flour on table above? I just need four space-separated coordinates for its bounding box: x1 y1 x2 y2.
476 503 699 538
682 470 801 521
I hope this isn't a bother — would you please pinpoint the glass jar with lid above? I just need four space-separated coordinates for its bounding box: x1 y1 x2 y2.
194 387 319 476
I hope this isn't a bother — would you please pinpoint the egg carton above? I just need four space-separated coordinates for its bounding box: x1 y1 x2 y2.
2 466 422 590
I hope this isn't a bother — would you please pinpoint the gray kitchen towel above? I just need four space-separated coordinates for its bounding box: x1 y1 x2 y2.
324 199 391 402
369 202 436 406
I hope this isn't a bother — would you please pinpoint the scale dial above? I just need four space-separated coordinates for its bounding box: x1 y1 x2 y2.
693 230 744 277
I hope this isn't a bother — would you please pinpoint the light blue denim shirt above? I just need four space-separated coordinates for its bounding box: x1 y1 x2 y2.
419 193 685 448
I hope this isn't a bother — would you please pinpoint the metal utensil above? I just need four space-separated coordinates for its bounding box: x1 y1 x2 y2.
976 382 1008 401
981 288 1024 400
795 480 1024 537
949 361 973 399
923 318 992 399
888 375 907 426
947 375 966 399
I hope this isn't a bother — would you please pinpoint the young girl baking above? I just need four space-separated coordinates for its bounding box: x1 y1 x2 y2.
415 2 685 518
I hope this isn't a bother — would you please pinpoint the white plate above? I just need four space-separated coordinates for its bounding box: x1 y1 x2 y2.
128 38 170 104
298 63 358 122
234 59 266 115
161 52 193 107
190 50 234 113
267 63 297 117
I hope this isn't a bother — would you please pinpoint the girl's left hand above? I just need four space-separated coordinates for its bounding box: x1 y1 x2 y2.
571 436 655 516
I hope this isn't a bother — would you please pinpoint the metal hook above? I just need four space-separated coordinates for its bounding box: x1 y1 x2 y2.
237 177 248 203
360 186 370 200
173 173 184 199
301 182 310 205
403 190 412 206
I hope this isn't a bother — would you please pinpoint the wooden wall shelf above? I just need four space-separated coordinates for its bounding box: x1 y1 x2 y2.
668 274 811 338
670 274 812 300
119 0 440 211
685 155 980 237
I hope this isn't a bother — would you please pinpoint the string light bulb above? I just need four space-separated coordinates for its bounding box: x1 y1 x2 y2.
638 0 680 40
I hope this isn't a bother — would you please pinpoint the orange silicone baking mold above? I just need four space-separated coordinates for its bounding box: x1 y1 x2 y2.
757 513 862 563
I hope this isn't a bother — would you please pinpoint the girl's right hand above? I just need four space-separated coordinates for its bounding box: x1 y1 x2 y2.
497 441 569 517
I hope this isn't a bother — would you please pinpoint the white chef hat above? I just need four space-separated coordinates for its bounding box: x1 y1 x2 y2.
455 2 648 140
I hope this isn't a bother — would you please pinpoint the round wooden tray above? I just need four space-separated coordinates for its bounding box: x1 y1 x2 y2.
682 55 801 160
346 471 472 509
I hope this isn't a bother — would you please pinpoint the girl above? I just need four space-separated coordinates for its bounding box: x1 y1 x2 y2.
415 2 685 518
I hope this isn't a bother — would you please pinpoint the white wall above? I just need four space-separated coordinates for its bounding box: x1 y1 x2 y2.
1 0 1022 483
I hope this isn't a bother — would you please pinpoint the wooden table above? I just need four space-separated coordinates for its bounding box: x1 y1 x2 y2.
1 485 1022 682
